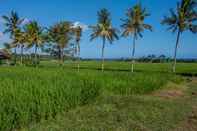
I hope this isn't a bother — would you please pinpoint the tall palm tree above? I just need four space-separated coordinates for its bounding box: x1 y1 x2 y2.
161 0 197 73
121 3 152 72
48 21 73 65
90 8 119 72
73 26 82 72
2 11 24 65
24 21 45 66
14 28 26 65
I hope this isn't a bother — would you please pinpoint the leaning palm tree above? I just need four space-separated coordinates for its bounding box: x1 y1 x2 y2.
90 8 119 72
121 3 152 72
73 26 82 72
161 0 197 73
24 21 45 66
48 21 73 65
2 11 24 65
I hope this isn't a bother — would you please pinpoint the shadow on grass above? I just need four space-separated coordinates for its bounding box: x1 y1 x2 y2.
64 66 173 74
176 73 197 77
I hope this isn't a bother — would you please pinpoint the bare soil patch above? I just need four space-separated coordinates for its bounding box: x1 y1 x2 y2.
154 89 184 99
152 83 186 99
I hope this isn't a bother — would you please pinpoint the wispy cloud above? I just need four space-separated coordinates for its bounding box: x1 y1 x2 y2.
0 32 3 37
72 21 88 31
0 17 4 23
21 18 30 25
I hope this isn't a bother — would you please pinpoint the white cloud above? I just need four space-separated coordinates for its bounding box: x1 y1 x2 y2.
21 18 30 25
72 21 88 31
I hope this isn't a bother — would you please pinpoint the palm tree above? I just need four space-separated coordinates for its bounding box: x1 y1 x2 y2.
73 26 82 72
24 21 45 66
121 3 152 72
48 21 73 65
2 11 24 65
161 0 197 73
90 8 119 72
14 28 27 65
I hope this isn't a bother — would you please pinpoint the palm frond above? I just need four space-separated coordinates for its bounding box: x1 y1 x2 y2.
162 0 197 33
142 24 153 31
189 24 197 33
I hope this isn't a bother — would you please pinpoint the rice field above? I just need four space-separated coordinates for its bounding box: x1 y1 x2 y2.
0 61 196 131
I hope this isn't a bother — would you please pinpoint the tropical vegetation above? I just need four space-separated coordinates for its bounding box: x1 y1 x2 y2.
90 8 119 72
121 3 152 72
161 0 197 72
0 0 197 130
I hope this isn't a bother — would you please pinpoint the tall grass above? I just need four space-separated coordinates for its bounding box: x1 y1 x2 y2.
0 64 183 130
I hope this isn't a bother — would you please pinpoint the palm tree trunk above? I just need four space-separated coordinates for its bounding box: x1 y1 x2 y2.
20 44 24 65
131 34 136 73
34 45 38 67
60 48 64 66
57 46 61 66
101 37 106 72
173 30 181 73
77 43 80 72
14 47 17 66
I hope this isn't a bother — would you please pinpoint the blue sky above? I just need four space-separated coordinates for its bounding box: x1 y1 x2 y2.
0 0 196 58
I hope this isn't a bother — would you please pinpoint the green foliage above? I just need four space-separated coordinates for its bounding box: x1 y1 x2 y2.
121 4 152 38
0 62 185 131
90 8 119 42
161 0 197 33
24 21 45 48
80 79 100 105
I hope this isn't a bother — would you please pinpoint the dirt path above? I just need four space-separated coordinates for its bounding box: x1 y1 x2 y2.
152 78 197 131
174 78 197 131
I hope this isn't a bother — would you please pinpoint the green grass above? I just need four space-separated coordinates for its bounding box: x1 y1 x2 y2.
29 82 197 131
29 96 192 131
41 61 197 74
0 61 195 131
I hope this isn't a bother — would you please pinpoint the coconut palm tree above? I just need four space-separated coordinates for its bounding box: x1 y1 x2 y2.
73 26 82 72
161 0 197 73
48 21 73 65
24 21 45 66
90 8 119 72
2 11 24 65
14 28 26 65
121 3 152 72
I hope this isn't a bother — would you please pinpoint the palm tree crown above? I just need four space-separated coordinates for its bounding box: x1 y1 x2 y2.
2 11 24 36
48 21 72 49
24 21 44 48
161 0 197 33
121 4 152 38
90 8 118 43
48 21 73 64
